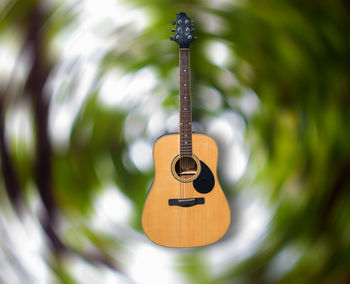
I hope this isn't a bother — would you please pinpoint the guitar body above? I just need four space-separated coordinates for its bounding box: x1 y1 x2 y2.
142 133 230 247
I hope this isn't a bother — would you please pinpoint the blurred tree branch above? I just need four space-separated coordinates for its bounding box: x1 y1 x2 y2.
23 3 62 254
0 91 23 213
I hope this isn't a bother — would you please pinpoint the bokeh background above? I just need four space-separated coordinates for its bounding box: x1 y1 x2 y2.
1 0 350 283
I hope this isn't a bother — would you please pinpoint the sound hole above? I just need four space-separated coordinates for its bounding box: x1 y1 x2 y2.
174 156 198 180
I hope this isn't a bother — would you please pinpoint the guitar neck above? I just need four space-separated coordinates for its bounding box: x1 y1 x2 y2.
179 48 192 157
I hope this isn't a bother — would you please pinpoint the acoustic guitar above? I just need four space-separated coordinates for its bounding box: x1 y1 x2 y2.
142 12 230 247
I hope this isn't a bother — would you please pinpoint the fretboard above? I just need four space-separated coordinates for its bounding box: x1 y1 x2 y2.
179 48 192 157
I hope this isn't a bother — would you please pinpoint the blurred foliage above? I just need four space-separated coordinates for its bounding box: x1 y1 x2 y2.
1 0 350 283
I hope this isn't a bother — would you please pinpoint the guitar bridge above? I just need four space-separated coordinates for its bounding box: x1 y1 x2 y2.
168 198 204 207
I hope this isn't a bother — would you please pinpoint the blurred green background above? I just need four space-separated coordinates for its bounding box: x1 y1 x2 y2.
1 0 350 283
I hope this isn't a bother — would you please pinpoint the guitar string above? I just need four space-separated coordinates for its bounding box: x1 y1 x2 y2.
185 79 187 200
186 49 190 200
187 49 190 200
184 50 187 198
180 49 185 198
184 50 186 199
184 49 186 199
183 49 186 199
180 49 183 199
184 50 187 199
180 49 192 199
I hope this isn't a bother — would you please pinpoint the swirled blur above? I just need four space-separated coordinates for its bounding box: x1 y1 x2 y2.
1 0 349 283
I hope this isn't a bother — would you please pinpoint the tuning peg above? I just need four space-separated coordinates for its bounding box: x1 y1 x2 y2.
170 35 175 41
191 20 195 25
171 29 175 32
172 21 176 25
191 28 196 32
193 36 198 41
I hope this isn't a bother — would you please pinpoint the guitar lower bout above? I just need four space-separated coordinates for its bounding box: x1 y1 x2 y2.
142 133 231 248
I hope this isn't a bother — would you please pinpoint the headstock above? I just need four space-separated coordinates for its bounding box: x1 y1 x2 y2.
170 12 197 48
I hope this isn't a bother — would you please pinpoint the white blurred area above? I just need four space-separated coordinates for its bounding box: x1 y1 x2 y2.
0 0 271 283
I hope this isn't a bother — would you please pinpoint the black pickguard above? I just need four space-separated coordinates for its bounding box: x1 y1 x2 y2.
193 161 215 194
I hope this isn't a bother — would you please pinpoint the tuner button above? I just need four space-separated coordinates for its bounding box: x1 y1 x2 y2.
191 28 196 32
191 20 195 25
170 35 174 41
171 29 175 32
172 21 176 25
194 36 198 40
